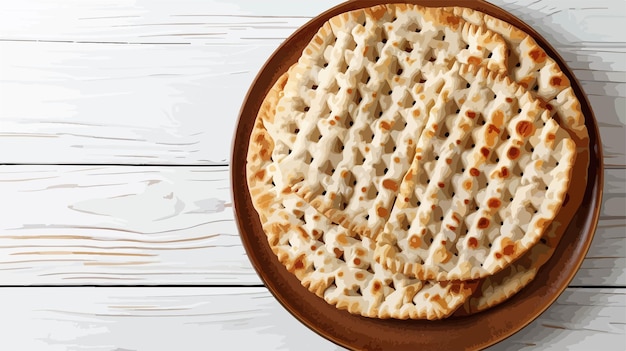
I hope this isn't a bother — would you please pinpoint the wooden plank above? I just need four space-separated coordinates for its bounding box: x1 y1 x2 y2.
577 218 626 287
0 165 258 285
0 286 623 350
0 165 623 286
0 0 624 165
490 288 626 350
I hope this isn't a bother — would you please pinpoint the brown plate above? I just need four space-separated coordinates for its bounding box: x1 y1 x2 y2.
231 1 603 350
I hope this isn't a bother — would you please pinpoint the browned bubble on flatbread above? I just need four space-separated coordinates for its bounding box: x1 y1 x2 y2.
270 4 510 240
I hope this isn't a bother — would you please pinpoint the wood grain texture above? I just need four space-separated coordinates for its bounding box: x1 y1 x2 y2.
0 287 623 351
1 165 623 286
0 165 258 284
0 0 624 165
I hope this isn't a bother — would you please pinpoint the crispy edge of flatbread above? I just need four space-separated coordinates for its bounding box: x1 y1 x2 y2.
246 73 289 229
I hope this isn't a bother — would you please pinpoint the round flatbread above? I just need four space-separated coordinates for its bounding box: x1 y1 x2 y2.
268 4 509 239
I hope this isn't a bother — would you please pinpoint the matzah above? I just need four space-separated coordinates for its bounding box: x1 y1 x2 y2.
245 3 589 320
248 72 475 320
375 63 577 281
270 4 509 239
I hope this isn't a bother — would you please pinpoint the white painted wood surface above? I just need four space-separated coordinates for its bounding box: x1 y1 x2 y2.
0 0 624 350
1 287 624 351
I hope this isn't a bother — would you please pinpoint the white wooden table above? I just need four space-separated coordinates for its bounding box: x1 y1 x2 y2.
1 0 624 350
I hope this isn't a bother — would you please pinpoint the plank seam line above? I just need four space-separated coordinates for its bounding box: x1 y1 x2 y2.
0 284 266 288
0 163 230 167
0 38 191 45
1 163 624 169
0 285 621 289
568 285 626 289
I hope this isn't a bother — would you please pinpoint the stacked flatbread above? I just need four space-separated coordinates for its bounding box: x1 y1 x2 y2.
246 4 589 320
